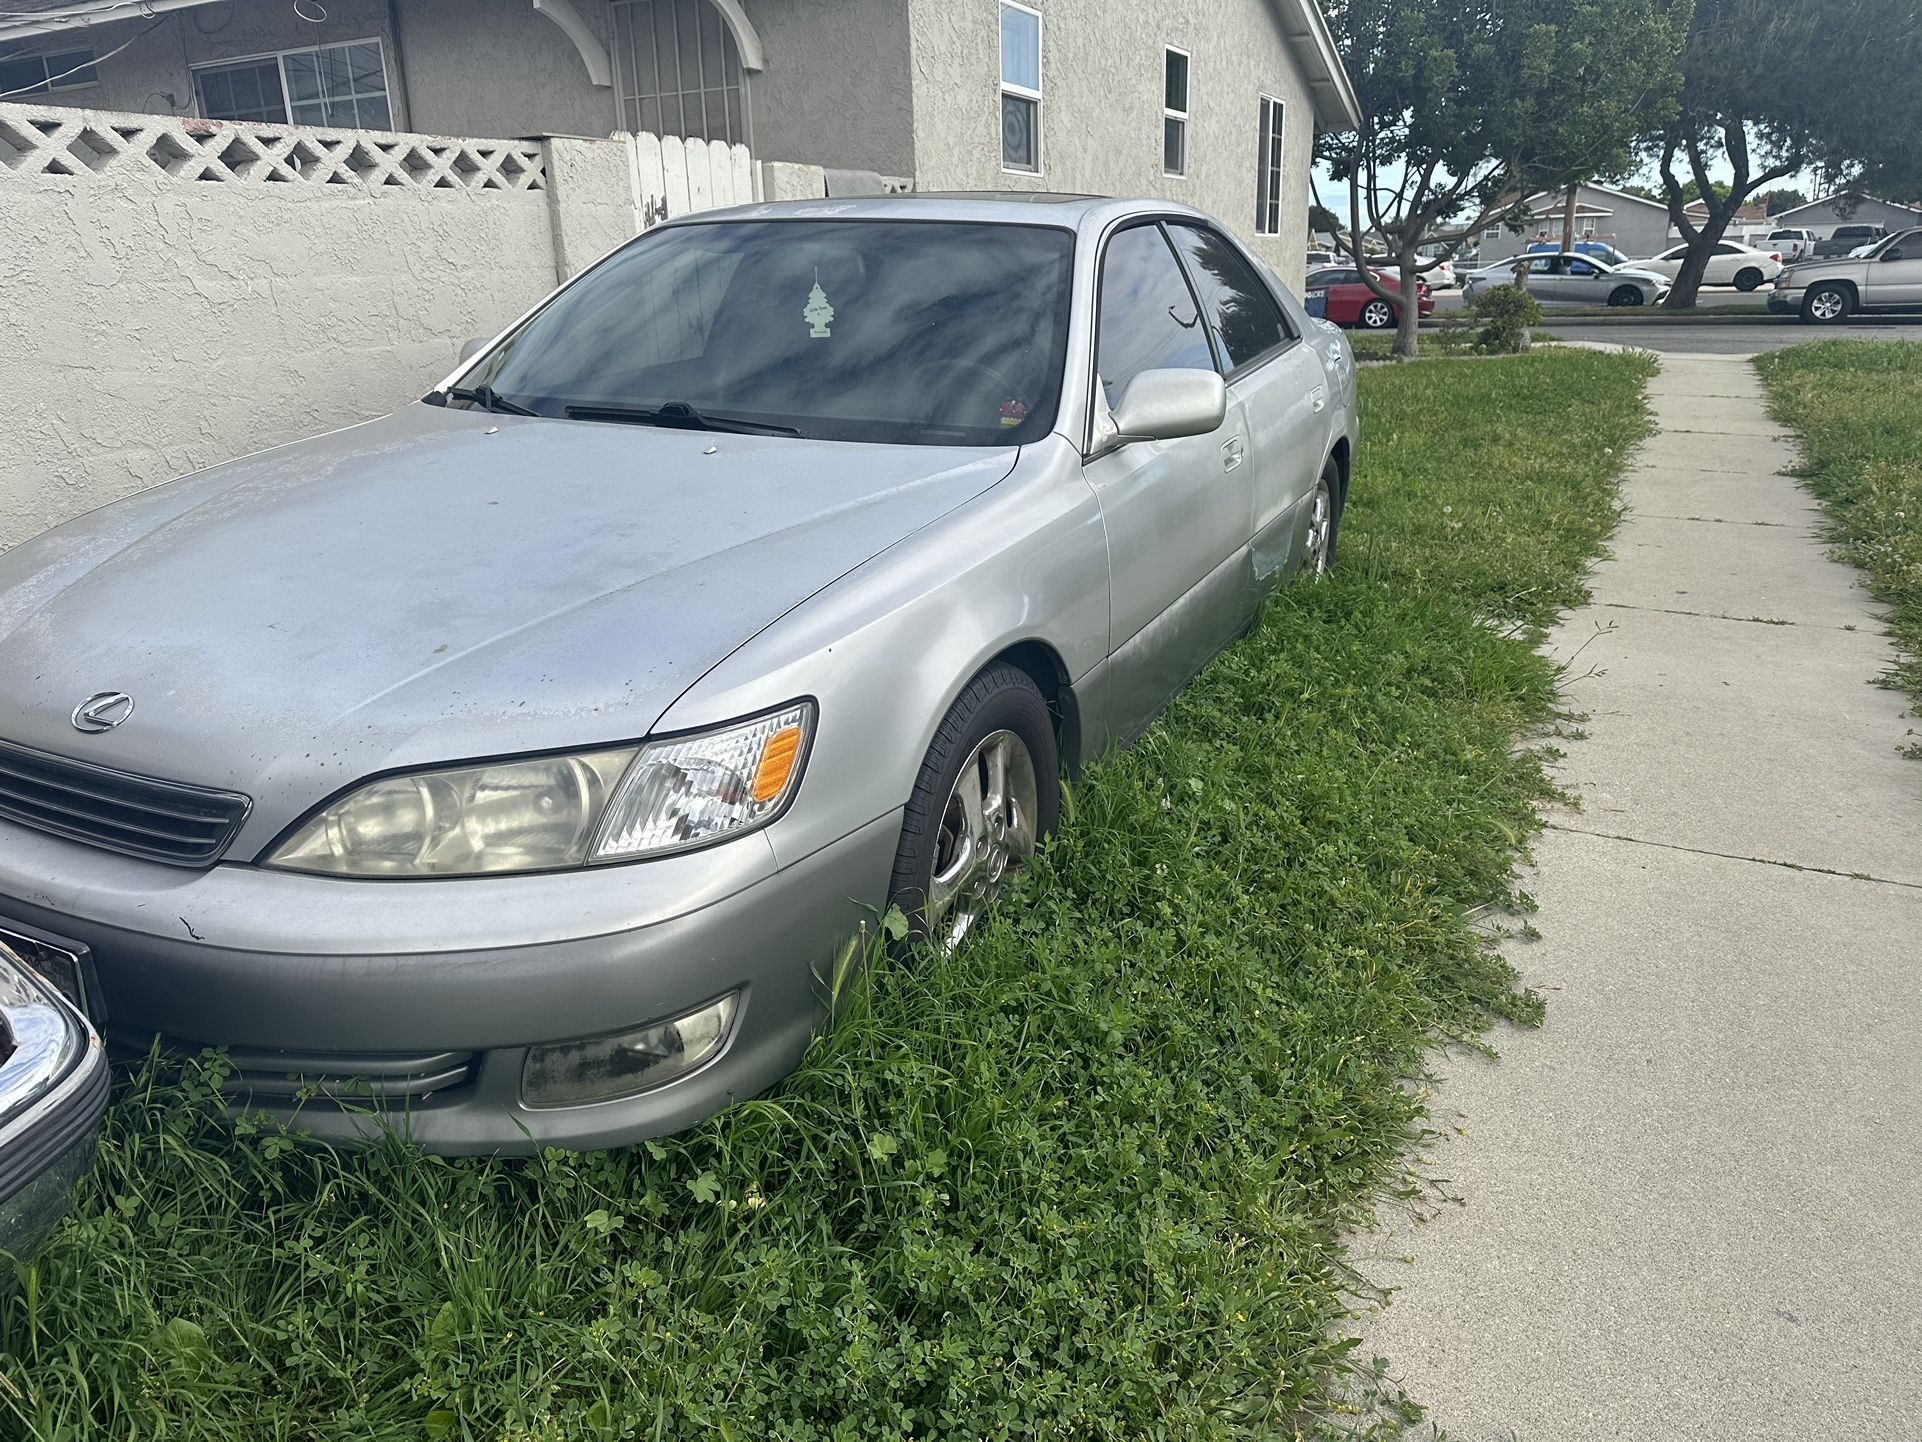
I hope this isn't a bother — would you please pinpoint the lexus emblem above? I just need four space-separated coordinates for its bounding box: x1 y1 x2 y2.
72 691 135 733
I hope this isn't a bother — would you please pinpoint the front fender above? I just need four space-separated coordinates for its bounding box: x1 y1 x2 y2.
651 435 1110 869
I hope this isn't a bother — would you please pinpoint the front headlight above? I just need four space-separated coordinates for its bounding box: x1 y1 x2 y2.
264 702 814 877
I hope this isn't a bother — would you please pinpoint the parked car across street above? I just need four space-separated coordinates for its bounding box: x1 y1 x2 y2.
1632 240 1784 290
1771 226 1922 322
1461 251 1670 306
1304 266 1435 327
0 194 1360 1155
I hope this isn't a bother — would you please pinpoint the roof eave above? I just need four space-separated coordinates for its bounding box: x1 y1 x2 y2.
1270 0 1363 132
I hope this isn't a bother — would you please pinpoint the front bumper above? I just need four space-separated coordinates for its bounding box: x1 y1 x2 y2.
0 811 900 1154
1769 287 1803 313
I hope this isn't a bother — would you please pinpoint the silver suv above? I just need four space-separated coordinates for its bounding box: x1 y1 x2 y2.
1770 227 1922 322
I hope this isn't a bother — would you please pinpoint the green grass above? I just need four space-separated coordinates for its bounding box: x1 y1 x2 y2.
1 350 1657 1442
1756 342 1922 717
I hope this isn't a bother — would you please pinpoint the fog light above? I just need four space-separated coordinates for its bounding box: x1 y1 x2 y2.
522 992 739 1108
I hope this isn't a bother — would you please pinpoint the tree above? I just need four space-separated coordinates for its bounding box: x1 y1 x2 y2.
1756 186 1809 215
1652 0 1922 308
1318 0 1687 358
1308 202 1345 240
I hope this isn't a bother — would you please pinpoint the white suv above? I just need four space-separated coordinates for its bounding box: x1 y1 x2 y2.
1770 227 1922 322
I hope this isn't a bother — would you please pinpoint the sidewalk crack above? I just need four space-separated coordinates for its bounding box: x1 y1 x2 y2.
1545 823 1922 890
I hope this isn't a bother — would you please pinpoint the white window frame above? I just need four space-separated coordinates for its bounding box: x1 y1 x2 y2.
1484 225 1500 239
191 37 392 129
1162 45 1189 179
1254 93 1285 235
0 46 99 97
999 0 1043 176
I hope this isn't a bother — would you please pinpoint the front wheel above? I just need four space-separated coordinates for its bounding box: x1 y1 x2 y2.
1608 285 1645 307
1359 299 1395 329
1801 283 1851 324
889 664 1060 951
1734 267 1765 292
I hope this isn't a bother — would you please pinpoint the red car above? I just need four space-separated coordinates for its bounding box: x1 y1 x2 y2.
1304 267 1435 328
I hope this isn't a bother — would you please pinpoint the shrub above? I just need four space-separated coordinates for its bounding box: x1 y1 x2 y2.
1473 284 1543 354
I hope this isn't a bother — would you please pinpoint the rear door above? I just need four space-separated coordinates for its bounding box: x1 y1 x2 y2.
1165 220 1328 586
1082 221 1253 738
1863 228 1922 305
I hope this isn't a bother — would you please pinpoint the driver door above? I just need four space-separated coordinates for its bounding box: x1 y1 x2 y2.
1081 221 1254 743
1864 229 1922 304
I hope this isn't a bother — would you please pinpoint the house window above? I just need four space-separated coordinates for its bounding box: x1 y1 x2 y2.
0 48 98 97
613 0 748 144
195 40 391 129
1254 94 1284 234
1163 47 1189 177
1000 1 1042 173
1484 225 1500 239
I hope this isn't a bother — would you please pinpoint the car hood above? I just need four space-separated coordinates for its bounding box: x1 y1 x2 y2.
0 405 1017 845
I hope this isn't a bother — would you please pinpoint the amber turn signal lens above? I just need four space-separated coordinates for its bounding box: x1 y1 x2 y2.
751 725 804 803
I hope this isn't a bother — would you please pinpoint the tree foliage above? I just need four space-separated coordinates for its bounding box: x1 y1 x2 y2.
1652 0 1922 306
1318 0 1687 357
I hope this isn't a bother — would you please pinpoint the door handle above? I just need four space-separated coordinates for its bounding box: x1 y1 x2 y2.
1311 385 1327 413
1221 436 1245 471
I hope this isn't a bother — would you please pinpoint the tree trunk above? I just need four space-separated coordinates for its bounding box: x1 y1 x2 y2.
1662 208 1734 308
1393 250 1421 359
1561 186 1580 254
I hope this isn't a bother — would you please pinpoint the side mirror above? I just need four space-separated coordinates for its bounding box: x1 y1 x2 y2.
457 337 489 364
1101 369 1227 452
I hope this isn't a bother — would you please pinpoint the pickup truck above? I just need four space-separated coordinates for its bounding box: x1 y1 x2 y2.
1813 224 1888 258
1766 228 1817 262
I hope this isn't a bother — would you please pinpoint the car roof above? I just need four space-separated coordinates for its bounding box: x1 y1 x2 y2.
654 191 1220 235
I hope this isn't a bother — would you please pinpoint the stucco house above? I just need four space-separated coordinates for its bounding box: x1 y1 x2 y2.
1768 191 1922 239
0 0 1358 281
1476 182 1671 264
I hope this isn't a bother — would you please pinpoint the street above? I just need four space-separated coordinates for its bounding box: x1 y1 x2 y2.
1541 314 1922 353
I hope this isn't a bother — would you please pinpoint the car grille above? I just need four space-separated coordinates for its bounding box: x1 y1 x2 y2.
0 738 251 868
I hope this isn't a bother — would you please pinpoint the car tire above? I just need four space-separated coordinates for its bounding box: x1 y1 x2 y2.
1304 459 1341 578
1801 283 1852 324
1359 299 1395 329
1607 285 1645 307
1734 267 1765 292
889 663 1060 951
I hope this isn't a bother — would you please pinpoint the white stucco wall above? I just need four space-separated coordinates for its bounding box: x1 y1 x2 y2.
0 103 629 552
903 0 1319 283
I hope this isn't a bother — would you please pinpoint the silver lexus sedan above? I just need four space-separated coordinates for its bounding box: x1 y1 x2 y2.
0 195 1358 1154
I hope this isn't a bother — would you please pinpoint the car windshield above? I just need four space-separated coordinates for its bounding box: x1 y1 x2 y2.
456 219 1076 446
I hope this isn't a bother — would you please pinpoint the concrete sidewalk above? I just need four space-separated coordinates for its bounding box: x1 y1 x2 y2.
1361 353 1922 1439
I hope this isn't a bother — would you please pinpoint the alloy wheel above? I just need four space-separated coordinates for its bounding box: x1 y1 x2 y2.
1361 300 1393 328
1809 289 1846 321
1304 479 1335 577
925 729 1040 951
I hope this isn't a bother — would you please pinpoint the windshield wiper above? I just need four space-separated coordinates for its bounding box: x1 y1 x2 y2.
443 384 538 417
562 399 800 436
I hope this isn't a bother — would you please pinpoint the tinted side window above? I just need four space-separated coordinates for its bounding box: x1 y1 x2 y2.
1095 224 1216 408
1167 223 1291 370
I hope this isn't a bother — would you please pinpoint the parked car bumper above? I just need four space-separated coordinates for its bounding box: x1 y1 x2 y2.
0 810 900 1155
1769 286 1804 313
0 942 109 1267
